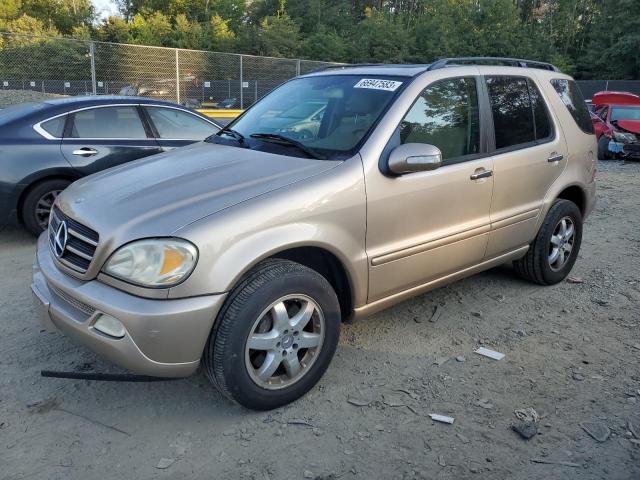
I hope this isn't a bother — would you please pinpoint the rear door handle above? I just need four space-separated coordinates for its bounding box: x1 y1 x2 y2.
547 153 564 162
72 148 99 156
470 170 493 180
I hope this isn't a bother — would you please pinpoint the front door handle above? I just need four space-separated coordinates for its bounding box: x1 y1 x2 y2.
470 169 493 180
72 147 99 156
547 153 564 162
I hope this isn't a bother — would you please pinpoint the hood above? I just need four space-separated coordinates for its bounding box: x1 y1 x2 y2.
57 142 341 239
615 120 640 135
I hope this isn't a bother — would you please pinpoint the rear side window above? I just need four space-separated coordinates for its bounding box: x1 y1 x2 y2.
528 81 553 141
399 77 480 162
486 76 535 149
40 116 66 138
70 106 147 139
550 79 594 134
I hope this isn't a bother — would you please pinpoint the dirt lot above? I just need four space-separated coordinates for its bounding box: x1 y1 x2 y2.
1 160 639 480
0 89 66 108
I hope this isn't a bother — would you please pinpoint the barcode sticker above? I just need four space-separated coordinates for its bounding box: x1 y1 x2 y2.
354 78 402 91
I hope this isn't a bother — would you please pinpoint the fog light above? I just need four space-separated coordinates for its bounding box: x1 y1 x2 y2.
93 314 126 338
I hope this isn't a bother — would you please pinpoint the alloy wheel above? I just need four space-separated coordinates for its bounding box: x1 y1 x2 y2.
548 216 575 272
245 294 325 390
35 190 62 231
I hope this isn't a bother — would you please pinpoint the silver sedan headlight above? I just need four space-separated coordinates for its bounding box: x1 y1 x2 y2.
103 238 198 287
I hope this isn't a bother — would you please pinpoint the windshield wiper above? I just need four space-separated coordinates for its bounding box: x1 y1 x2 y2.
250 133 325 160
215 125 245 143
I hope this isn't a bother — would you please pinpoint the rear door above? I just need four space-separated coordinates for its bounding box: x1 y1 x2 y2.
142 106 220 151
60 105 163 174
484 75 567 258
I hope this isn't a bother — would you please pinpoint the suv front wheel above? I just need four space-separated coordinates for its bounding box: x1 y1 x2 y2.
514 199 583 285
203 259 341 410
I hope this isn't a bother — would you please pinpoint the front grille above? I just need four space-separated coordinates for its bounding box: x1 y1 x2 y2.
49 283 96 316
49 206 99 274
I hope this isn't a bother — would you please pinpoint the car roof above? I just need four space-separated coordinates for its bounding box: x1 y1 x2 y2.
305 64 433 78
42 95 185 108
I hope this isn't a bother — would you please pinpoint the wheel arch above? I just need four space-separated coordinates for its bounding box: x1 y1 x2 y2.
556 184 586 217
16 173 80 223
268 246 354 321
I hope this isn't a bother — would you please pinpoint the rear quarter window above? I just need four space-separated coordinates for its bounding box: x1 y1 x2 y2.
550 79 594 134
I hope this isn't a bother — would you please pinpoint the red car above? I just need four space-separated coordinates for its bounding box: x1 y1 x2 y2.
591 91 640 160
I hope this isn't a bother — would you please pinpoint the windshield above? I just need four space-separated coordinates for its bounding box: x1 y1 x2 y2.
611 107 640 121
208 74 407 159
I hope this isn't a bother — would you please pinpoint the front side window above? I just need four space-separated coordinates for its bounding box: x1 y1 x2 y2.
486 76 535 149
146 107 218 140
209 74 407 159
550 79 594 134
70 106 147 139
399 77 480 161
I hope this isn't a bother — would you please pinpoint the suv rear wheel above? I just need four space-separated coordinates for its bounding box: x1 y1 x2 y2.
203 259 341 410
513 199 583 285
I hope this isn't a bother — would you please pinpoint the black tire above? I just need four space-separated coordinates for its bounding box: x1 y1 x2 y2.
21 179 71 236
597 136 611 160
513 199 583 285
203 259 341 410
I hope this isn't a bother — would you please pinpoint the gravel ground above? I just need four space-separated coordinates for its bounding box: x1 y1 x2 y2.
0 90 66 108
1 160 639 480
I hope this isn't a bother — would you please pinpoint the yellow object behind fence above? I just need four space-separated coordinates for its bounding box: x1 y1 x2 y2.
197 109 244 119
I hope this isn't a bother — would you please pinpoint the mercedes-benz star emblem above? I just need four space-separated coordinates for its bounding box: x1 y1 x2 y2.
53 221 68 258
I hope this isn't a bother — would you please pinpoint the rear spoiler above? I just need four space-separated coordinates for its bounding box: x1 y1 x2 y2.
592 91 640 107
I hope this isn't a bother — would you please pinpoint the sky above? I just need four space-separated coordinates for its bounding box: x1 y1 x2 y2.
91 0 119 20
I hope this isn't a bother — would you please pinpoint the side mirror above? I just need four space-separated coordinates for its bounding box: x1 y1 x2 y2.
388 143 442 175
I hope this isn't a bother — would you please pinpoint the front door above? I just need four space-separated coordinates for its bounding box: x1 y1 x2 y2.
365 76 494 302
60 105 163 175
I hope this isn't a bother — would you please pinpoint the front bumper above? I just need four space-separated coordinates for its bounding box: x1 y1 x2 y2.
32 233 227 377
608 140 640 160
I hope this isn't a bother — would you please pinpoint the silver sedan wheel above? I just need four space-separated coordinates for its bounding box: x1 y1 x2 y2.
35 189 62 231
548 216 575 272
245 294 325 390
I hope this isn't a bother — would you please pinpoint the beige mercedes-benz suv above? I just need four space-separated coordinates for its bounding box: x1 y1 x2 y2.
32 58 597 410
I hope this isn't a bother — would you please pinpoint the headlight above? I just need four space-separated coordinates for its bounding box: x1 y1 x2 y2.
103 238 198 287
612 131 636 143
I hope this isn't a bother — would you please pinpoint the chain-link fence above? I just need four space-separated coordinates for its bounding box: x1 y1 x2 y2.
0 32 339 108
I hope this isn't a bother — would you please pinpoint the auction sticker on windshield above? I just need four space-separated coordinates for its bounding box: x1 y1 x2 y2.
354 79 403 91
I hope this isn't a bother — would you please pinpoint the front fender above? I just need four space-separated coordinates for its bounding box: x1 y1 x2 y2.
169 157 369 308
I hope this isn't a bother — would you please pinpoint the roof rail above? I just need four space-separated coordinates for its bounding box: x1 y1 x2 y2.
427 57 560 72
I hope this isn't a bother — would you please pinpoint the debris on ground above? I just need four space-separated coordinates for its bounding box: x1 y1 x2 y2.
437 455 446 467
474 347 505 360
303 470 314 478
530 458 581 468
566 276 584 284
155 458 175 469
475 398 493 410
514 407 539 423
456 433 470 444
512 421 537 439
455 355 466 362
580 421 611 442
429 414 454 424
434 356 449 366
347 398 371 407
